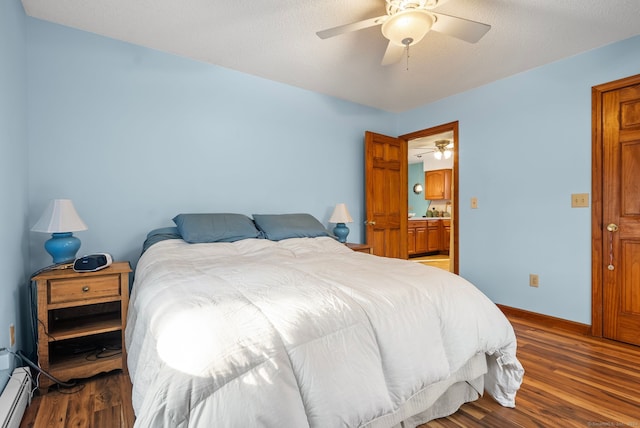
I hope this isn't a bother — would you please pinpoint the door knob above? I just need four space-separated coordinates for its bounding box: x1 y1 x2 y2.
365 220 376 226
607 223 619 232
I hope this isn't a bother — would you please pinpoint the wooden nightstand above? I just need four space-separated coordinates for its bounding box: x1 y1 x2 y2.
346 243 373 254
32 261 131 392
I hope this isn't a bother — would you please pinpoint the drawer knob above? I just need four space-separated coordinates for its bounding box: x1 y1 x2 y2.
82 286 90 292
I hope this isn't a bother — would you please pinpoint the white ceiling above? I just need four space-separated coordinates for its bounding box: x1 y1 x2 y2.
21 0 640 112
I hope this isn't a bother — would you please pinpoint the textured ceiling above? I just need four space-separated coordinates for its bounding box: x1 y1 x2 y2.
21 0 640 112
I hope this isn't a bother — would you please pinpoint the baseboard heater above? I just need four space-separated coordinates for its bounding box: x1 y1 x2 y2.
0 367 31 428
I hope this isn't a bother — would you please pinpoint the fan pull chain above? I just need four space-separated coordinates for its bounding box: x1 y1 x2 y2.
405 44 410 71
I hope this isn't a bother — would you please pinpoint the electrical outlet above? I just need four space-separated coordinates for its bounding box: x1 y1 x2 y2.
10 324 15 347
529 274 539 288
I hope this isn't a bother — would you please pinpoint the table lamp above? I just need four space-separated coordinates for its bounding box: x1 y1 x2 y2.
31 199 88 263
329 203 353 243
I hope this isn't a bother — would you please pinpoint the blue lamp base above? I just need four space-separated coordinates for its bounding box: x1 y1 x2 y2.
44 232 81 264
333 223 350 243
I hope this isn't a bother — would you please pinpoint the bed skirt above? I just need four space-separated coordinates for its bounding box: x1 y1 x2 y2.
364 352 486 428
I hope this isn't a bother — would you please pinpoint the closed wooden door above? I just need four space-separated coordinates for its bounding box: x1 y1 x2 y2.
364 131 407 258
593 74 640 346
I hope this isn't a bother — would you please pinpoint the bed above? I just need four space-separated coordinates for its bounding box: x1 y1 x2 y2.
125 213 524 427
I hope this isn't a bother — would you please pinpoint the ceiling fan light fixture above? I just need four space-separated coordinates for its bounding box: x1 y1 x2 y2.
433 139 453 160
381 9 434 47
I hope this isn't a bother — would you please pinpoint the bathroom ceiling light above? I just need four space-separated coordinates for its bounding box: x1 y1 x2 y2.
433 139 453 160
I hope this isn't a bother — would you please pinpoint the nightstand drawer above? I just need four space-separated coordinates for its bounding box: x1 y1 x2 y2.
49 275 121 304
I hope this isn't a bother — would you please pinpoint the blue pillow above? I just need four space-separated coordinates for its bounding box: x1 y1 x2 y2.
173 213 261 243
252 213 330 241
141 227 182 254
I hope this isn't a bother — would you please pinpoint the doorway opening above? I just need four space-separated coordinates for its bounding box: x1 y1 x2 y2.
401 121 459 274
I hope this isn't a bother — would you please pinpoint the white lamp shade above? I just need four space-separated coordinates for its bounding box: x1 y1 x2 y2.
381 9 434 46
329 203 353 224
31 199 88 233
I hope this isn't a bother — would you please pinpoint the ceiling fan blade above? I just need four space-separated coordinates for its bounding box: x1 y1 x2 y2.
431 12 491 43
316 15 386 40
381 41 405 66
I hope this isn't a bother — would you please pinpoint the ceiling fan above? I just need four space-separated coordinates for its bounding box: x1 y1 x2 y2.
316 0 491 66
413 139 453 160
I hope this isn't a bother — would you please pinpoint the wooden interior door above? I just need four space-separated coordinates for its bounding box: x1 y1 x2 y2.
592 74 640 346
364 131 407 258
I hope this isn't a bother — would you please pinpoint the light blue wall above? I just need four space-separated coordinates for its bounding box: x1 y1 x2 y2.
0 0 28 391
397 35 640 324
5 0 639 372
26 18 395 272
408 163 430 216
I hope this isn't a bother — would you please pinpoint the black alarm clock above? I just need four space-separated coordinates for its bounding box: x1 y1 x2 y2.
73 253 113 272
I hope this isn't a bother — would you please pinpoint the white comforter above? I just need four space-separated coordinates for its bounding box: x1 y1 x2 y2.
126 237 523 427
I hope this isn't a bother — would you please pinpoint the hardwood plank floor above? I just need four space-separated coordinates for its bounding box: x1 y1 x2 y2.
20 314 640 427
20 372 134 428
421 316 640 427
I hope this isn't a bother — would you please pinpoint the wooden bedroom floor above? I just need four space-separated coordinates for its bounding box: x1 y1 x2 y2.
420 316 640 427
20 314 640 428
19 371 134 428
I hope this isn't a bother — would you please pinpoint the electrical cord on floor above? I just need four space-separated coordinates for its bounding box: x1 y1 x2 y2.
54 382 86 394
13 349 77 388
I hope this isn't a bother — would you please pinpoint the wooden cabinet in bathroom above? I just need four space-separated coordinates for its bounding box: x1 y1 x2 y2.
408 220 429 256
408 219 449 256
408 225 415 255
441 219 451 253
424 169 452 200
426 221 441 252
407 219 451 256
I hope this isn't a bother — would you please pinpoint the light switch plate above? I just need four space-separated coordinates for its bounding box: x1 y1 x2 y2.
529 274 539 288
571 193 589 208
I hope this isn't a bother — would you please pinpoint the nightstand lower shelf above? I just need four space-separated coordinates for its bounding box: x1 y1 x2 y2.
49 313 122 341
49 352 122 384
